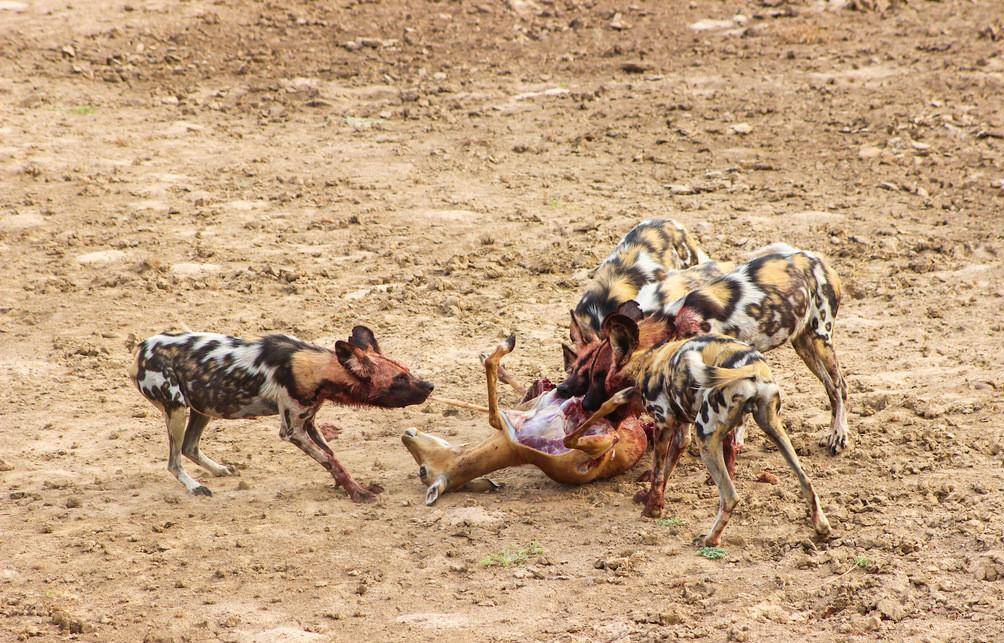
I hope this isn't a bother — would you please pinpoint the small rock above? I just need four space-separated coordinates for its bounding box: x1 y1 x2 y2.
858 145 882 159
620 61 651 74
0 459 13 472
876 597 906 622
609 12 629 30
160 95 179 106
60 45 75 58
730 123 752 135
755 471 780 485
666 184 696 195
65 496 82 509
237 480 250 491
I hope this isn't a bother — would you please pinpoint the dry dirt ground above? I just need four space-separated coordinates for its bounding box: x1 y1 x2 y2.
2 0 1004 640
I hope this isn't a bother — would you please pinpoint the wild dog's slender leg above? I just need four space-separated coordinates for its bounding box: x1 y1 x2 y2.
641 420 690 518
165 407 211 496
791 332 850 455
181 410 232 477
695 388 748 546
753 388 831 537
279 406 381 503
723 428 739 480
480 351 527 398
484 335 516 431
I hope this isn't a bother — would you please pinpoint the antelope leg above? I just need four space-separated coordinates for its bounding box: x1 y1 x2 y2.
428 396 490 414
479 351 527 397
563 388 634 449
484 334 516 431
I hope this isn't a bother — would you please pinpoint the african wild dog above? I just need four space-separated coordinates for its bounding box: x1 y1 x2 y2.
570 218 711 346
659 245 849 454
590 313 832 544
564 260 732 377
129 326 433 501
561 246 850 455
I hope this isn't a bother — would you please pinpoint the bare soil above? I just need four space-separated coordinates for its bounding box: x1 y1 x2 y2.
2 0 1003 640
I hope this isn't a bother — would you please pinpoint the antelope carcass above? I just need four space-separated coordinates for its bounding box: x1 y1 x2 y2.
402 335 647 505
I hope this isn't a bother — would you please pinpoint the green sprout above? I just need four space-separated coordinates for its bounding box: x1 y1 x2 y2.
480 542 545 567
697 546 728 560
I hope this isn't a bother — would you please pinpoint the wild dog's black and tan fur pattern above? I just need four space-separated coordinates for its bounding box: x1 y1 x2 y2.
572 218 711 341
601 322 832 545
660 246 850 453
129 327 433 501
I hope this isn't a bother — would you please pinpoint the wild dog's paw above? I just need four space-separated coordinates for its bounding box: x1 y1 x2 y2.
192 485 213 497
641 503 664 519
819 430 849 455
349 487 380 503
633 487 650 504
366 483 385 495
318 424 342 441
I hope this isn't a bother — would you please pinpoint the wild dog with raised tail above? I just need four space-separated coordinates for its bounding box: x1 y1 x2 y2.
129 327 434 501
591 314 832 545
570 218 711 345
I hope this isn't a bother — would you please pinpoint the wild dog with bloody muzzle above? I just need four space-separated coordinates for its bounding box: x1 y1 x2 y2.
129 326 434 501
570 218 711 346
580 314 832 545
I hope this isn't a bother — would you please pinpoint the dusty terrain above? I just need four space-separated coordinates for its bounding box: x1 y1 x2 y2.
2 0 1003 640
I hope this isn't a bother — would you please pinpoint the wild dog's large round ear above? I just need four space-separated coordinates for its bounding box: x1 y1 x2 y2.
615 300 644 322
349 325 381 353
562 343 578 374
603 315 640 366
335 340 375 377
569 310 596 347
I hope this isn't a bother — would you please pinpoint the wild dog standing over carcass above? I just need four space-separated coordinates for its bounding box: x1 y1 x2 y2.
582 313 832 545
659 246 849 454
129 326 434 501
402 336 647 505
569 218 712 349
562 247 849 455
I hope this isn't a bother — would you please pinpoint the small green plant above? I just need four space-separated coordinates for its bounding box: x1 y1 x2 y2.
69 106 95 115
854 556 871 568
697 546 728 560
655 517 685 527
480 542 545 567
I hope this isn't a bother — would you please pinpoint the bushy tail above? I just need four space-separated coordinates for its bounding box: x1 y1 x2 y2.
708 362 771 390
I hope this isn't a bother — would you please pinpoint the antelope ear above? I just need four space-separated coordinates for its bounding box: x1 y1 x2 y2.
569 310 596 347
604 315 639 366
349 325 381 353
562 343 578 374
335 341 375 378
616 300 644 322
425 476 447 506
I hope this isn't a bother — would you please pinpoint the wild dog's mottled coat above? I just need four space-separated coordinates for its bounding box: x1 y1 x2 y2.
129 327 433 501
601 319 831 545
571 218 711 342
659 247 849 453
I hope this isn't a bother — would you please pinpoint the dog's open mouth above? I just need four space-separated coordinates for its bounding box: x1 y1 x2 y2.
500 389 614 455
